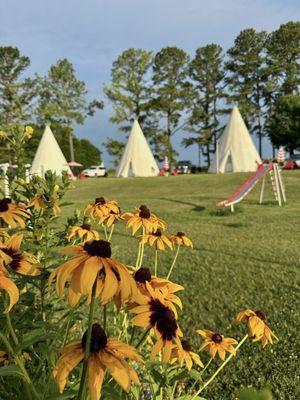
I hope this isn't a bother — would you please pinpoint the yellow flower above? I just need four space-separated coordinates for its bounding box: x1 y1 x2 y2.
171 340 204 370
0 198 29 228
24 125 34 138
0 233 40 276
130 287 183 363
234 309 278 348
0 271 19 313
28 195 61 216
53 324 142 400
84 197 119 220
49 240 137 307
98 207 125 227
130 267 183 312
125 205 166 235
170 232 193 248
138 229 173 250
66 224 100 242
197 330 237 360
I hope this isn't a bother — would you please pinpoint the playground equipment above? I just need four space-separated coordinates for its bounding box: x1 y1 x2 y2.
217 163 286 212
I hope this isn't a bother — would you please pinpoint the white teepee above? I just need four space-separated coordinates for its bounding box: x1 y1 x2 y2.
209 106 262 173
116 120 159 177
30 125 73 178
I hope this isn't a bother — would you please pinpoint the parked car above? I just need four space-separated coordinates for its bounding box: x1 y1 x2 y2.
284 154 300 169
82 164 107 177
176 160 193 174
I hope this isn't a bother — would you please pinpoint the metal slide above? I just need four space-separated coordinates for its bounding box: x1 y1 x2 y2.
217 164 273 207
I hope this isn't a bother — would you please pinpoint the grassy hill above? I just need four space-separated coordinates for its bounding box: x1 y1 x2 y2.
61 171 300 399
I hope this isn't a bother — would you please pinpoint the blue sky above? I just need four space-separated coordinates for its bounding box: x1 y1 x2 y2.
1 0 299 166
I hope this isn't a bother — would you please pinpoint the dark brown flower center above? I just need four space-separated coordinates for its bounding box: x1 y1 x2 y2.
255 310 266 320
139 205 151 219
177 232 185 237
10 253 23 271
0 198 12 212
149 299 178 341
212 333 223 344
95 197 106 205
153 229 162 237
81 224 91 231
181 340 191 352
83 240 111 258
134 267 152 283
81 323 107 353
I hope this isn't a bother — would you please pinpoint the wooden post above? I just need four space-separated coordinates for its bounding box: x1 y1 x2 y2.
230 204 234 212
273 165 282 206
259 176 265 204
277 165 286 203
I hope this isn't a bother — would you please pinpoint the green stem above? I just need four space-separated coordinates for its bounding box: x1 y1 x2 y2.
166 245 180 280
108 224 115 241
76 281 97 400
190 357 212 392
0 332 39 399
6 311 19 347
103 304 107 331
103 225 108 240
129 326 136 345
191 334 249 399
136 328 151 350
154 249 158 277
135 242 142 267
139 227 146 267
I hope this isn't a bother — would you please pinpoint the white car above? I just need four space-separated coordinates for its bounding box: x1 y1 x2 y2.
82 164 107 177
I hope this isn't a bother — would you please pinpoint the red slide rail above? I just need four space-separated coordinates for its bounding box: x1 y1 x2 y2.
217 164 273 207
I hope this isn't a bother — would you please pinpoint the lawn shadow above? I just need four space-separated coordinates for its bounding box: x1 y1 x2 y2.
158 197 205 212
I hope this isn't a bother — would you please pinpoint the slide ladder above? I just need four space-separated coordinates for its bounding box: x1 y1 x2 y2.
217 163 286 212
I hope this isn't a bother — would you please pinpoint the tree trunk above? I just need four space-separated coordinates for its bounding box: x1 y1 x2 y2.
68 127 75 161
206 143 210 167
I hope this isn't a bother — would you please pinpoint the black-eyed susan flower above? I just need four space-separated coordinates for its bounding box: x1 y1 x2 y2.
131 267 183 312
98 207 125 227
49 240 137 307
84 197 119 220
66 224 100 242
0 198 29 228
53 323 142 400
171 339 204 370
28 195 61 216
125 205 166 235
197 330 237 361
138 229 173 251
0 233 40 276
234 309 278 348
130 288 183 363
0 270 19 313
169 232 193 248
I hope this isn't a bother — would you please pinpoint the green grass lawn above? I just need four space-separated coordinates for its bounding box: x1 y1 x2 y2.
62 171 300 400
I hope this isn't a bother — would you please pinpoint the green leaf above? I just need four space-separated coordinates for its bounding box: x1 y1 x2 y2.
20 328 54 349
0 365 25 379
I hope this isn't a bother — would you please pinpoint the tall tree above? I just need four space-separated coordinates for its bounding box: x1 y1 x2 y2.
102 138 125 167
266 21 300 96
268 95 300 154
0 46 38 171
225 29 267 156
152 46 192 159
37 59 103 161
104 48 155 135
185 44 225 166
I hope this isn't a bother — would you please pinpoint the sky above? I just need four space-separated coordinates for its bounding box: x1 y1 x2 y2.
1 0 299 167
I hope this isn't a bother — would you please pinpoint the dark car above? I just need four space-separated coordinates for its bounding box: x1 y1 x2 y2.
176 160 193 174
